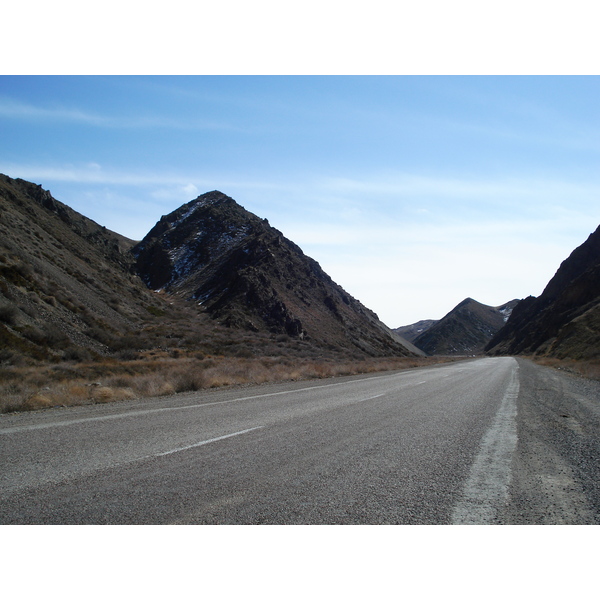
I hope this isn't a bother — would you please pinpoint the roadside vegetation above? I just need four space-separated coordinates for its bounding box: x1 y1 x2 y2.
0 353 464 413
529 356 600 381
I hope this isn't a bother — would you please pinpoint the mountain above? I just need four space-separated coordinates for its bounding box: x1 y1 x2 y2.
393 319 438 343
134 191 422 358
486 225 600 359
412 298 519 356
0 175 420 364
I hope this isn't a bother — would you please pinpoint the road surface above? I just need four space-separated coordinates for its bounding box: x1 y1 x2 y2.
1 357 599 524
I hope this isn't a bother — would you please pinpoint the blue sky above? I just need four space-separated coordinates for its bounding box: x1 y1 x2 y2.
1 75 599 326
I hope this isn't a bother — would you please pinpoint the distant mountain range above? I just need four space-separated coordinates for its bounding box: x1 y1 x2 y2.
396 298 519 356
396 224 600 359
0 175 419 364
2 173 598 366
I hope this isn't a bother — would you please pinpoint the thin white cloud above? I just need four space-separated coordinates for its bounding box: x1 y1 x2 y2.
150 183 200 202
0 96 238 131
6 161 597 237
320 173 600 203
0 96 109 124
0 162 207 188
0 162 294 196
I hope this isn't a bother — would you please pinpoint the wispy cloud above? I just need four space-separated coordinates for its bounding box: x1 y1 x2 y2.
6 161 598 231
0 162 231 189
150 183 200 202
5 160 599 214
0 96 238 131
320 173 600 202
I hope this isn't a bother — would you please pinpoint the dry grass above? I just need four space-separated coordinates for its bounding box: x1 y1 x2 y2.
530 356 600 380
0 353 464 413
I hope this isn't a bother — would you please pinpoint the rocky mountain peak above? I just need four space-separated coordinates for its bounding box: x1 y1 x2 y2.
134 191 418 356
133 191 258 291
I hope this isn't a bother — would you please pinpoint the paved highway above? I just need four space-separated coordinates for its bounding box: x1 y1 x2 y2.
1 357 599 524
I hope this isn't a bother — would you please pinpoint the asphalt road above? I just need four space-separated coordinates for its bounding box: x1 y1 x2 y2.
1 357 599 524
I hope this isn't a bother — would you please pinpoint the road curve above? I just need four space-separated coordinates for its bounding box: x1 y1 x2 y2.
1 357 599 524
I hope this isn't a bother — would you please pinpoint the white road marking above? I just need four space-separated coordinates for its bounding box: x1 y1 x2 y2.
151 426 264 458
353 393 385 404
451 360 519 524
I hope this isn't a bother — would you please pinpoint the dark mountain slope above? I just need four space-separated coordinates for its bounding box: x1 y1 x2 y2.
134 191 421 358
0 174 170 362
486 225 600 359
413 298 519 355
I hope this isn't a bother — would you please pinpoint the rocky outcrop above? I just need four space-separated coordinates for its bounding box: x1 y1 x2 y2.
1 176 422 364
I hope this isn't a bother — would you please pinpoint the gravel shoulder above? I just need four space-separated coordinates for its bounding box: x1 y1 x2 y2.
500 358 600 524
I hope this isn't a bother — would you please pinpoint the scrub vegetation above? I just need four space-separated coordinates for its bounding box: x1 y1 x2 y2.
530 356 600 381
0 353 462 413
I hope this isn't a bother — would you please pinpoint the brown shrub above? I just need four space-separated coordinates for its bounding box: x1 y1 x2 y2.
22 393 53 411
128 374 175 397
91 386 136 403
65 384 90 402
92 386 115 402
172 370 207 393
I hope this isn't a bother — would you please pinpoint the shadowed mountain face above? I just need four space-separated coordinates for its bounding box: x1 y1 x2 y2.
486 225 600 359
412 298 519 356
134 191 421 357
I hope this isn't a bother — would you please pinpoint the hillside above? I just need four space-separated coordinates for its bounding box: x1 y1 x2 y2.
412 298 519 355
134 191 421 358
0 174 172 363
486 225 600 359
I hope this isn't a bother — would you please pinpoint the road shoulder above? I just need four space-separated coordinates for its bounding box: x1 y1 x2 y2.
500 358 600 524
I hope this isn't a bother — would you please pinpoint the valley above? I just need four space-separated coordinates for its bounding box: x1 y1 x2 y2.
1 173 599 416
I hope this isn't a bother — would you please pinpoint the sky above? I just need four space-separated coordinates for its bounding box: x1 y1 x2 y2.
1 75 599 327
